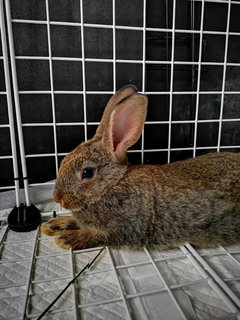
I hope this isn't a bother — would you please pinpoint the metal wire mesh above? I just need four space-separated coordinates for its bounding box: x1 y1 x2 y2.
0 226 240 319
0 0 240 319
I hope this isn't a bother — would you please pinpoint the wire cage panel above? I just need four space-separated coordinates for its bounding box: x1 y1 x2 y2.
0 0 240 319
0 227 240 320
0 0 240 191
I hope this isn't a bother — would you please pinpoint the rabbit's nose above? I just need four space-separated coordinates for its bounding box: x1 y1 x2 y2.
54 190 62 203
58 194 72 209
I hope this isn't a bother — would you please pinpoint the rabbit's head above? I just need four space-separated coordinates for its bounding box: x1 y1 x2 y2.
54 85 148 211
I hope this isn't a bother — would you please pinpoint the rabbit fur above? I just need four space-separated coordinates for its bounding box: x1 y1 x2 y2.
41 85 240 250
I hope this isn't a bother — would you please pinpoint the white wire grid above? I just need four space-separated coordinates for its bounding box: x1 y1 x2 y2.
0 225 240 320
0 0 240 319
0 0 240 194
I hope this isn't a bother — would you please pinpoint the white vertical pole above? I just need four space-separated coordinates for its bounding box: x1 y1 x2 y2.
167 0 176 163
193 0 205 158
141 0 146 165
0 0 20 207
112 0 116 94
217 0 231 151
5 0 30 206
45 0 59 177
80 0 88 142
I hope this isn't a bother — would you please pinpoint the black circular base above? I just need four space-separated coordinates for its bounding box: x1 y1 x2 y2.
8 204 41 232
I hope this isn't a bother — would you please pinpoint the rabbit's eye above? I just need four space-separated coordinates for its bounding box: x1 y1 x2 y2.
81 168 94 180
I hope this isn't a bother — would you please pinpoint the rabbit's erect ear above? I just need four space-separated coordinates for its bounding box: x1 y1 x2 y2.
95 85 138 137
106 94 148 161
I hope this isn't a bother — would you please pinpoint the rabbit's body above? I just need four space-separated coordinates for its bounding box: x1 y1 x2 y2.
69 152 240 249
42 86 240 250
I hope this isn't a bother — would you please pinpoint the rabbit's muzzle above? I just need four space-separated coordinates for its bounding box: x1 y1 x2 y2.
54 190 82 211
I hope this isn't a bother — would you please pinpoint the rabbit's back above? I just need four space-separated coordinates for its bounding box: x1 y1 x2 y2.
160 152 240 200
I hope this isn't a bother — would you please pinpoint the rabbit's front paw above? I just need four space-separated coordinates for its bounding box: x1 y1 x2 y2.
55 229 105 250
41 216 79 236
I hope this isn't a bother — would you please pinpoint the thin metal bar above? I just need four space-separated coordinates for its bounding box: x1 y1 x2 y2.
45 0 59 177
217 0 231 151
167 0 177 163
69 250 78 320
106 247 133 320
10 17 240 33
27 307 74 319
144 247 188 320
141 0 146 164
19 140 240 159
0 0 20 207
21 228 40 320
15 89 240 95
191 0 240 4
0 185 15 190
0 282 27 290
112 0 116 93
19 117 240 128
5 0 30 206
80 0 87 141
78 297 122 309
13 54 240 69
193 0 205 157
0 257 32 264
0 226 8 247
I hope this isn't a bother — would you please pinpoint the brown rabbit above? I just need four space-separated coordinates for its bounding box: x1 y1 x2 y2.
41 85 240 250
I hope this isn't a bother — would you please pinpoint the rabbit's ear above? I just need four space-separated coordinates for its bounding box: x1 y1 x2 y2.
107 94 148 161
95 85 138 137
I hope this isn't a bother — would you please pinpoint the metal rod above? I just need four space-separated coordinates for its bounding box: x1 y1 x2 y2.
217 0 231 151
45 0 59 177
5 0 30 206
80 0 88 141
0 0 20 206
